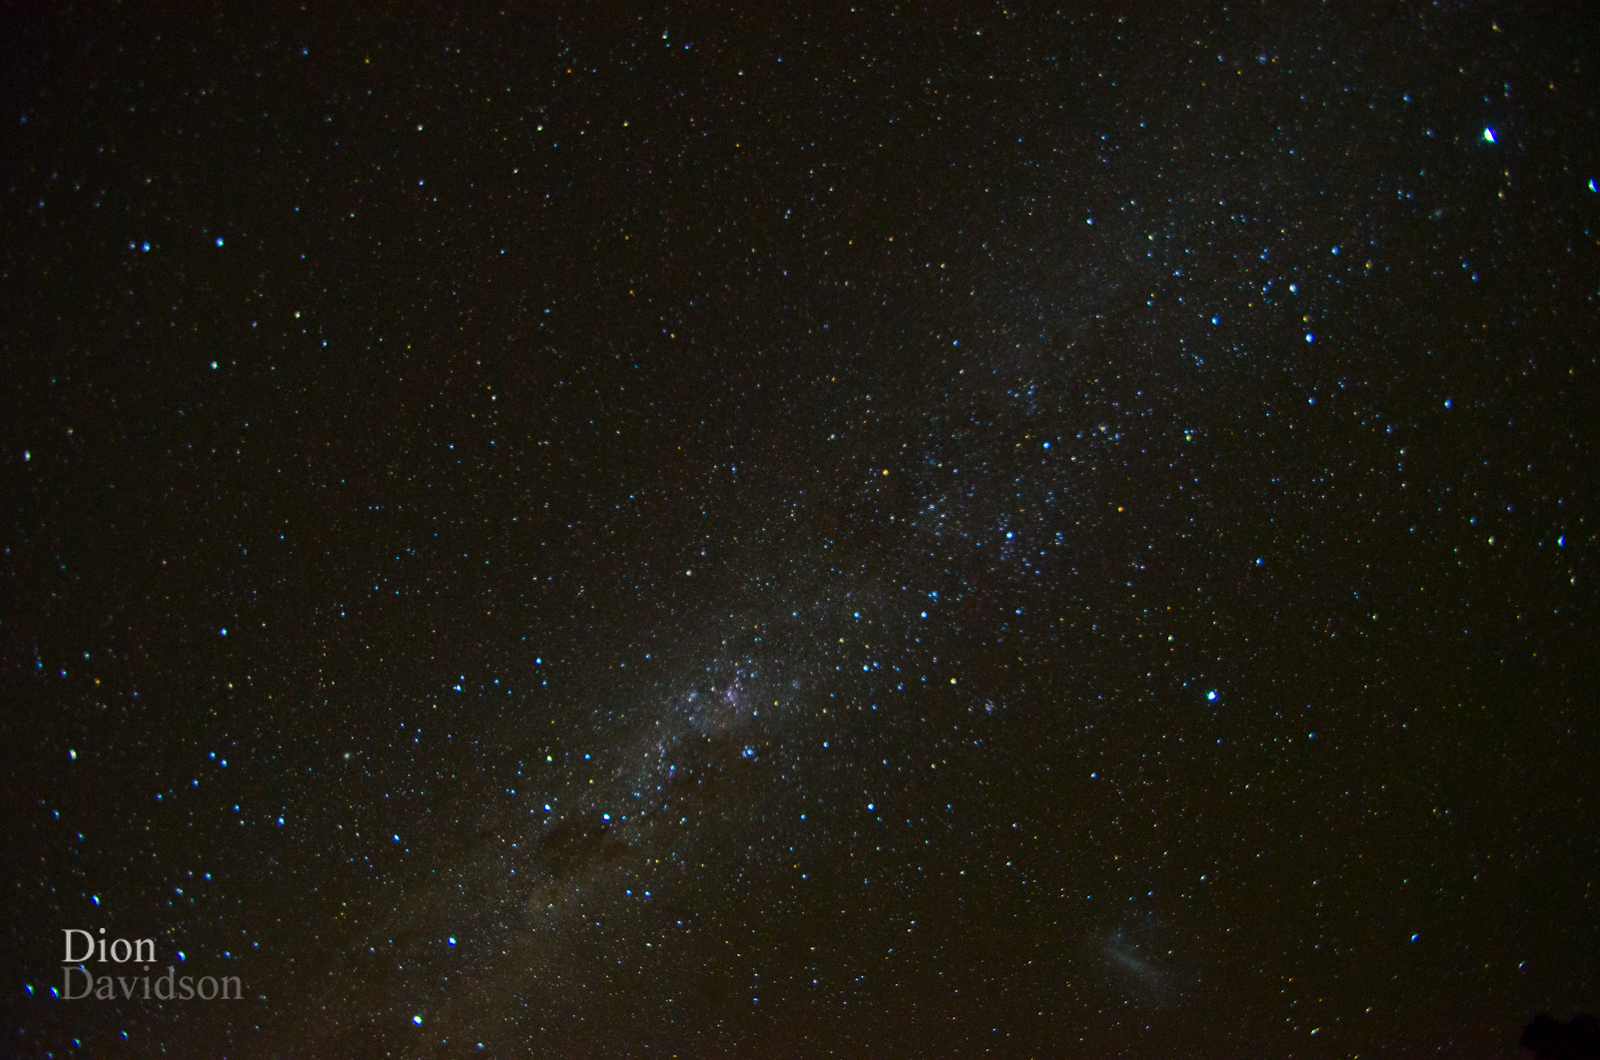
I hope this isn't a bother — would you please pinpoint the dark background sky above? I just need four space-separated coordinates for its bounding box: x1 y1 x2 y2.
3 4 1597 1057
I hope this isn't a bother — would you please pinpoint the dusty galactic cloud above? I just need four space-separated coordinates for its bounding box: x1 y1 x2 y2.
4 4 1597 1058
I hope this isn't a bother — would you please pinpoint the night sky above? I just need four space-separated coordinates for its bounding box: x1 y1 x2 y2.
4 5 1598 1058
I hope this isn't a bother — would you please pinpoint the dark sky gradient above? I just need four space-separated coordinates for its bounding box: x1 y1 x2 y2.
4 5 1598 1057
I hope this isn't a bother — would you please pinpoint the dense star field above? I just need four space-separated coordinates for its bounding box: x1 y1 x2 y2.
4 5 1598 1058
